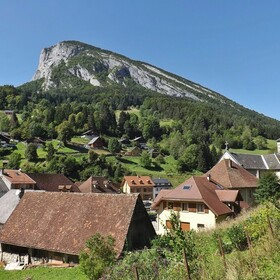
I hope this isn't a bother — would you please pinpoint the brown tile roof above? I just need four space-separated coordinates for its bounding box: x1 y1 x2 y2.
1 169 36 185
123 176 155 188
0 192 141 257
79 176 120 194
26 173 78 192
204 159 258 189
215 190 239 202
152 176 233 216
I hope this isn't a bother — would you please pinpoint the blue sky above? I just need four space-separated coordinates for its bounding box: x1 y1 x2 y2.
1 1 280 120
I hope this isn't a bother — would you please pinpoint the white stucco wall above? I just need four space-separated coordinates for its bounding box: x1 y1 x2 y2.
156 203 217 235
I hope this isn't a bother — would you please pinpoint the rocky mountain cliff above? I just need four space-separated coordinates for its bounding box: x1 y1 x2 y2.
31 40 235 105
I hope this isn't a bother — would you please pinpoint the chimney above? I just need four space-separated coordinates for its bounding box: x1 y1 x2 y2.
228 159 232 168
2 160 8 175
207 174 211 181
18 188 24 199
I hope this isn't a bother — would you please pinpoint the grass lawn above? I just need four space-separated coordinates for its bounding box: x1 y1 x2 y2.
0 267 87 280
107 155 193 187
115 107 140 120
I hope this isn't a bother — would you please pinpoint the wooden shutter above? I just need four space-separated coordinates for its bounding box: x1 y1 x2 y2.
180 222 190 231
189 203 196 212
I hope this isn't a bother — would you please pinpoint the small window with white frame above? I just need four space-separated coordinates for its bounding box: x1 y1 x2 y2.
196 203 205 213
182 202 189 211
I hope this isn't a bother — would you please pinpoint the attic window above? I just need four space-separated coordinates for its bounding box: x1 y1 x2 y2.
183 185 191 190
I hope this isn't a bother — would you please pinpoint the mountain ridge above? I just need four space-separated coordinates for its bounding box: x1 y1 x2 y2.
30 40 242 108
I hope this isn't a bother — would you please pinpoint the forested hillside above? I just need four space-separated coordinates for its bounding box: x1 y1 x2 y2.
0 83 279 180
0 41 280 180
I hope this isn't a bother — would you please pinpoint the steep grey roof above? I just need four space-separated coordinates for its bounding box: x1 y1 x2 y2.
227 152 280 171
0 190 43 224
152 178 172 186
88 136 100 144
231 153 266 170
262 154 280 169
0 177 9 198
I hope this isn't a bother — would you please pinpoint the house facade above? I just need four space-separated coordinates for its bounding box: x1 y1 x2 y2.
152 177 173 199
88 136 104 149
152 176 242 235
0 192 156 264
122 176 155 200
0 169 36 191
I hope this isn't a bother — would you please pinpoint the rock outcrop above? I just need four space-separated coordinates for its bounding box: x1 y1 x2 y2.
31 41 222 102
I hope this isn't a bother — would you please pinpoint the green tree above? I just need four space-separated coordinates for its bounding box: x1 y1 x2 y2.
25 143 38 161
108 138 121 154
254 172 280 203
254 136 267 150
8 152 21 169
139 150 152 168
88 149 98 163
79 233 116 280
46 142 56 161
56 120 73 144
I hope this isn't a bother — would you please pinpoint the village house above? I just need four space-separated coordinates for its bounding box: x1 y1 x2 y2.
0 192 156 264
0 169 36 192
152 176 244 235
124 146 142 156
87 136 104 149
78 176 120 194
122 176 155 200
204 159 258 206
220 149 280 179
26 173 79 192
151 177 173 199
0 132 11 145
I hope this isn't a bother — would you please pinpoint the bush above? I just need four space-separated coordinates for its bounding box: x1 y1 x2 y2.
79 233 116 280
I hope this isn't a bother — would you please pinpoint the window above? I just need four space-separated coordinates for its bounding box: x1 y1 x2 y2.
167 202 173 209
182 202 189 211
197 224 205 229
196 203 205 213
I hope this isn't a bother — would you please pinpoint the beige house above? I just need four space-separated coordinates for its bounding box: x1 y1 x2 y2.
152 176 243 235
122 176 155 200
0 169 36 191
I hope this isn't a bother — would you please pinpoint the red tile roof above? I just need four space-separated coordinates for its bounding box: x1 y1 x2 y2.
122 176 155 188
26 173 77 192
79 176 120 193
204 159 258 189
152 176 233 216
1 169 36 185
0 192 143 257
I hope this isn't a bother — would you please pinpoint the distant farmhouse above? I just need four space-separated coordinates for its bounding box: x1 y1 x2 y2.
78 176 120 194
87 136 104 149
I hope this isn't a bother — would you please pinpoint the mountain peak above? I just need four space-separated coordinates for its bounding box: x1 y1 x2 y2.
32 41 226 102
